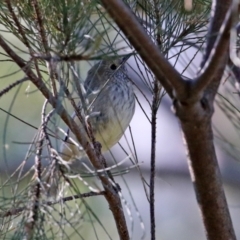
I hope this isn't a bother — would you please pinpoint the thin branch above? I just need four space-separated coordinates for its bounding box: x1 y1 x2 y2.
200 0 232 101
25 101 49 238
5 0 43 82
31 0 49 53
5 0 31 50
31 0 59 97
229 0 240 67
0 192 105 218
100 0 184 99
149 1 163 239
149 80 160 240
193 4 231 95
32 53 119 62
34 48 131 64
0 77 29 97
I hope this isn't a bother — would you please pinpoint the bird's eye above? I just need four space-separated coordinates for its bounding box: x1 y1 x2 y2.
110 64 117 70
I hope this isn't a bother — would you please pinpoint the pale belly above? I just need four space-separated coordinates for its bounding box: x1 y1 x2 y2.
93 102 135 152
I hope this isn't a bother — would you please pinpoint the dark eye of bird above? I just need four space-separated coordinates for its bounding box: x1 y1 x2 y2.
110 64 117 70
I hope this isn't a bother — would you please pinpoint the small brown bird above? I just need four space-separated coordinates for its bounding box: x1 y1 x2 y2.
61 58 135 161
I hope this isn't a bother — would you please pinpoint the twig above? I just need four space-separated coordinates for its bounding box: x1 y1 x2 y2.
193 4 232 96
0 77 29 97
149 1 163 239
25 101 48 238
0 191 105 218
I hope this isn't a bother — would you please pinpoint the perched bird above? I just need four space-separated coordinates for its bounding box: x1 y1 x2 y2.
35 58 135 199
61 58 135 162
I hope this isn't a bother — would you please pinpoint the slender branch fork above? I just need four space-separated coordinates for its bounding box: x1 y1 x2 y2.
101 0 236 239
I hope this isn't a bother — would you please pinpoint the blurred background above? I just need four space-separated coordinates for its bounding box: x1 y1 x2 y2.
1 1 240 239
